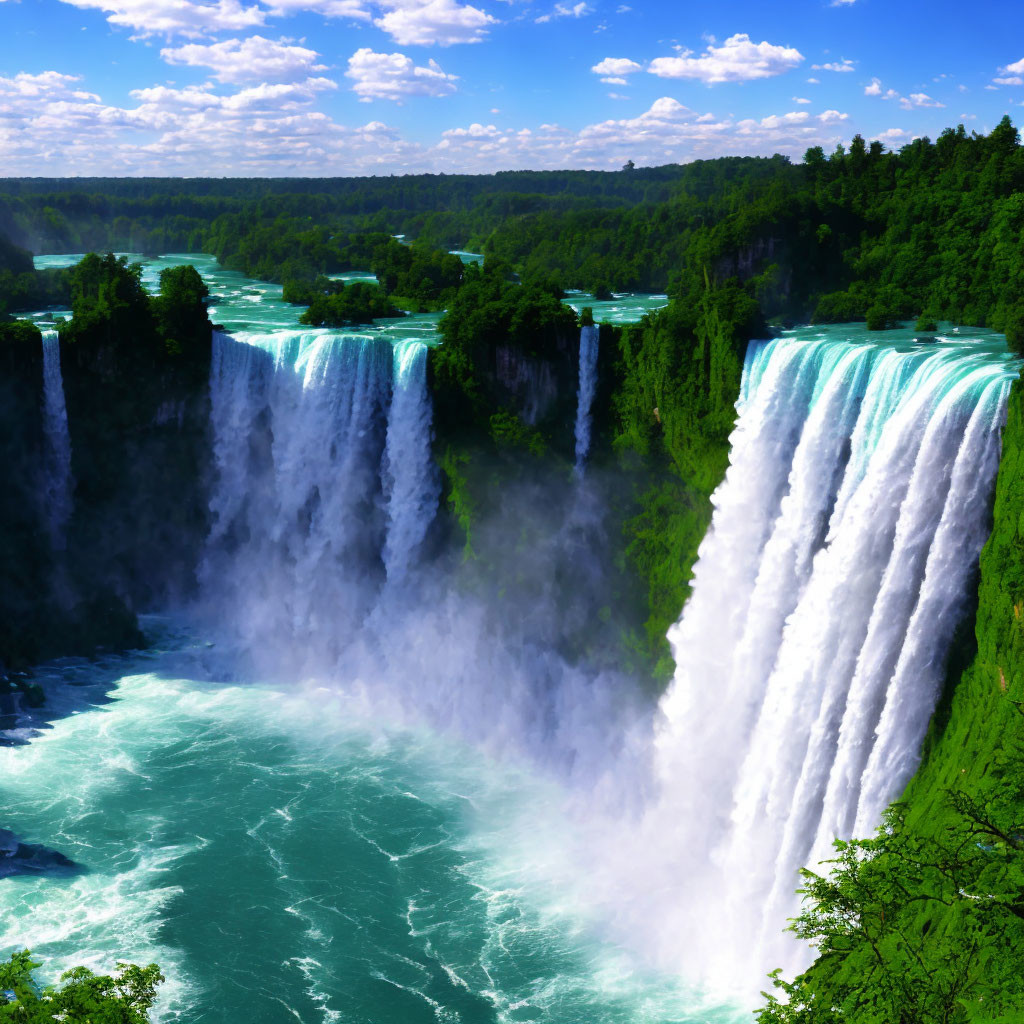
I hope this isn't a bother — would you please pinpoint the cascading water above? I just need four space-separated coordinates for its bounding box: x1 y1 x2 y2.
382 340 439 586
202 329 435 668
200 328 648 786
574 324 600 469
650 329 1017 988
8 310 1021 1022
40 330 73 547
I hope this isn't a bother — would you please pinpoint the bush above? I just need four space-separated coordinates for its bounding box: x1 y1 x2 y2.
0 950 164 1022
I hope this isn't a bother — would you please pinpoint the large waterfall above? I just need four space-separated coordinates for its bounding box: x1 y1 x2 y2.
648 331 1016 986
40 330 73 548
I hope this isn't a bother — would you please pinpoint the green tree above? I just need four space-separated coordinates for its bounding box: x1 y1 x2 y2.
0 951 163 1023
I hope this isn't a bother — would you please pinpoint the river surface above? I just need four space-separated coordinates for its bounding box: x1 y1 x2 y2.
0 626 731 1024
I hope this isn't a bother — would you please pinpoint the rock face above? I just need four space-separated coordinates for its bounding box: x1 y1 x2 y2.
59 328 212 612
493 343 561 426
0 829 80 879
0 319 211 668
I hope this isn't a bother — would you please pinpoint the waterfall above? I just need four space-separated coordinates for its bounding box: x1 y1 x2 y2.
198 328 647 789
574 325 599 469
650 332 1016 986
382 339 439 585
201 329 436 667
40 330 73 548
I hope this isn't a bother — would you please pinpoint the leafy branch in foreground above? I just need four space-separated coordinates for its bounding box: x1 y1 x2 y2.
0 951 163 1023
758 771 1024 1024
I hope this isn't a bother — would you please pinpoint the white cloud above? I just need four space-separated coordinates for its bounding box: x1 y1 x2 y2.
345 47 457 101
812 58 855 72
262 0 369 15
591 57 641 76
647 33 803 84
0 70 854 175
601 77 627 85
994 75 1024 86
55 0 267 37
817 109 848 123
535 1 591 23
900 92 945 109
55 0 382 35
865 77 899 100
831 0 856 5
161 35 327 83
807 76 820 84
759 111 809 128
874 127 911 145
792 96 810 104
374 0 497 45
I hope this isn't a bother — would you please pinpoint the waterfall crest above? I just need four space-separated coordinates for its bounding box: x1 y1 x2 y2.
40 330 73 548
574 324 599 469
651 332 1016 985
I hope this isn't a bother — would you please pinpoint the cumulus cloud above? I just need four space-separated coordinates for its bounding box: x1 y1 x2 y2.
0 70 853 176
601 77 627 85
55 0 267 37
261 0 369 15
535 1 590 22
758 111 809 128
900 92 945 109
345 47 457 101
647 33 803 84
792 96 810 104
591 57 642 76
864 77 899 99
812 58 855 72
817 109 848 123
161 35 327 83
374 0 497 45
874 127 912 144
994 56 1024 85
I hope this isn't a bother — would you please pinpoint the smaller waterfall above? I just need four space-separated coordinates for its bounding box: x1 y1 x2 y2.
202 329 438 665
383 340 440 585
40 330 73 548
574 325 599 469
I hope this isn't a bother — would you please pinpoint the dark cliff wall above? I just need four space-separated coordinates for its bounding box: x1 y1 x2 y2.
0 320 211 670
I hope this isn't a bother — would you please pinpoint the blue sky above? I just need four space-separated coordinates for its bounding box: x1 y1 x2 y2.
1 0 1022 175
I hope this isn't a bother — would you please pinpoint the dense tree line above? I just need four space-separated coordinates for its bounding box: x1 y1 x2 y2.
5 119 1020 349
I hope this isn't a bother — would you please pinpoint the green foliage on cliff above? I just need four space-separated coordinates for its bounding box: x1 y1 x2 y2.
0 950 163 1022
759 379 1024 1023
611 283 756 679
431 261 578 440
